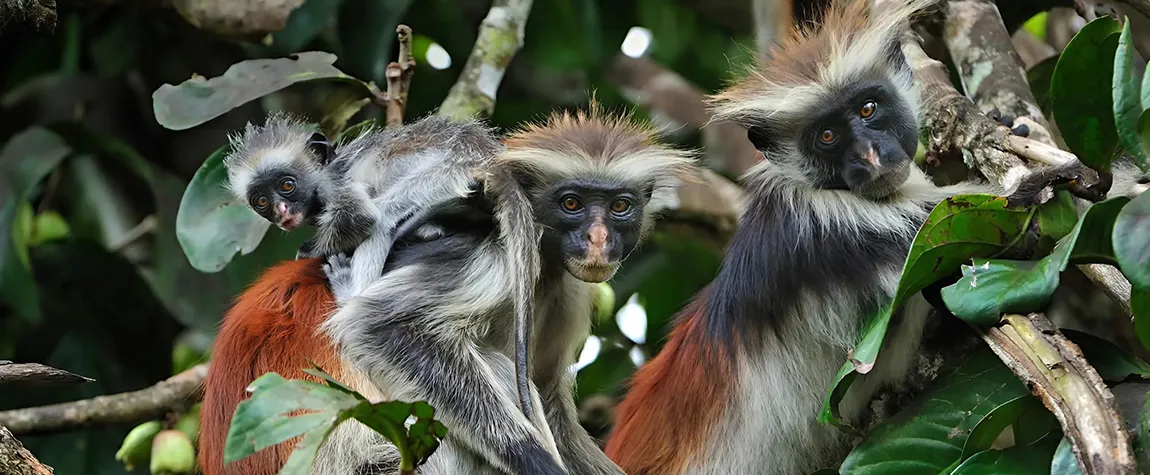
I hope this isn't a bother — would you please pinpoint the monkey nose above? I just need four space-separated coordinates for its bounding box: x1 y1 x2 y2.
856 144 880 169
275 202 289 215
587 222 609 247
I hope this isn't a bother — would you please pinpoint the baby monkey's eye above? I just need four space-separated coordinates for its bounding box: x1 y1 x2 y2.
254 196 269 209
561 195 583 212
819 128 836 144
280 177 296 193
610 199 631 213
860 101 877 118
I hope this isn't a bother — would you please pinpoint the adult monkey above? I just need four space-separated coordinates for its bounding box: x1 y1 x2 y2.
200 104 695 474
601 0 1112 473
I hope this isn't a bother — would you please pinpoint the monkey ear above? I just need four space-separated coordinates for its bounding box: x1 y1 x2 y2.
746 124 772 152
307 132 332 165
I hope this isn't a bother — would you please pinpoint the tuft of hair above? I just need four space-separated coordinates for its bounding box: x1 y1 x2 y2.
496 99 697 208
222 111 325 200
707 0 934 138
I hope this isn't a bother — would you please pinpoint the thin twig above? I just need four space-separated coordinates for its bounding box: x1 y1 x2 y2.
438 0 534 119
0 363 207 436
108 214 156 253
385 24 416 128
0 361 93 386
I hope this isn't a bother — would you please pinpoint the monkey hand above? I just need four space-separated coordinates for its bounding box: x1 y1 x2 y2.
1005 162 1105 208
323 253 357 302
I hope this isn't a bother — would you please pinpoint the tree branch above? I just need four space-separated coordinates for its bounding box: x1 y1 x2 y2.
0 364 207 436
0 424 53 475
385 24 416 128
438 0 534 120
983 314 1135 474
0 361 93 386
752 0 792 60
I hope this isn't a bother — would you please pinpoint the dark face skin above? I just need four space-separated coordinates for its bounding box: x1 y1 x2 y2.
796 78 918 198
534 178 650 283
247 167 322 231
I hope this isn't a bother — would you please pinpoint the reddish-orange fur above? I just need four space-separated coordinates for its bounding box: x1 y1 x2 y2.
604 290 733 474
199 258 342 475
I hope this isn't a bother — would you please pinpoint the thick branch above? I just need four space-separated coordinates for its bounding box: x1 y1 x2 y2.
752 0 792 60
385 24 416 128
983 314 1135 474
0 424 53 475
0 364 207 436
0 361 93 386
438 0 534 120
607 54 760 176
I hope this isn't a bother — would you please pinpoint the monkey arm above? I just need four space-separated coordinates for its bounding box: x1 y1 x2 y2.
300 181 378 260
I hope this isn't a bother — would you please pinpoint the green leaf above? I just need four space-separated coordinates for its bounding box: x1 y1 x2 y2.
839 346 1030 474
952 443 1059 475
1036 190 1079 254
1138 110 1150 175
1114 190 1150 292
176 143 273 273
265 0 348 56
1051 15 1123 171
940 195 1131 325
152 52 377 131
637 0 696 64
0 127 72 322
336 0 414 84
1062 329 1150 382
1050 437 1084 475
28 210 71 246
821 194 1033 424
1114 20 1149 172
961 395 1033 459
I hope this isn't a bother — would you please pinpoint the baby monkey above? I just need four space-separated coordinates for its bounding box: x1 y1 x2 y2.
224 113 493 270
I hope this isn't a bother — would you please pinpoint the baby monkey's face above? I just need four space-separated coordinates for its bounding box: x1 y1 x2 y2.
246 167 320 231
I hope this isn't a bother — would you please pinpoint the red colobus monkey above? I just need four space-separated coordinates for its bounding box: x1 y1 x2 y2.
200 105 695 475
603 0 1033 473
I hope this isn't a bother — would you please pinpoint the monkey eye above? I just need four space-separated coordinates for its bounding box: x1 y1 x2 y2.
560 195 583 212
253 195 269 209
279 177 296 194
819 128 836 144
860 101 877 119
610 199 631 214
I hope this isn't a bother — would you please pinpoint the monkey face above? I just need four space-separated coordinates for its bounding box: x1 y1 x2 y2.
246 168 321 231
536 179 647 283
796 78 919 199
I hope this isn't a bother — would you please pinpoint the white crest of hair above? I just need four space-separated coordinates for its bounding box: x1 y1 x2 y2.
223 112 325 200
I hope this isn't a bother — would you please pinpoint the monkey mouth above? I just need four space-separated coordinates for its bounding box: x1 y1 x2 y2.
277 214 303 231
566 259 620 283
854 160 911 200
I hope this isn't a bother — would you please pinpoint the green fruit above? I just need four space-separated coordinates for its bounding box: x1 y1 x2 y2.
594 282 616 323
115 420 163 471
175 403 202 443
150 430 196 474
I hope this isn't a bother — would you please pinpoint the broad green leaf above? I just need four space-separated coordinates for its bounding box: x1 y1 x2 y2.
336 0 413 84
320 85 372 137
1051 15 1122 171
176 143 273 273
839 347 1029 474
1062 329 1150 382
961 395 1033 459
940 196 1131 324
224 373 361 466
1114 190 1150 291
152 52 377 131
264 0 348 56
1138 394 1150 473
28 210 71 247
1050 438 1084 475
0 127 72 322
952 444 1059 475
303 364 362 397
1014 398 1059 446
1134 290 1150 352
821 194 1032 424
1036 190 1079 255
1114 20 1149 172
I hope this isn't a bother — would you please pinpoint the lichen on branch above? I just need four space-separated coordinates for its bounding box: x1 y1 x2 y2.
438 0 534 120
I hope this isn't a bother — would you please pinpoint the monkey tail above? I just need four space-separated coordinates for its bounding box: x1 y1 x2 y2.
199 258 343 475
490 168 543 417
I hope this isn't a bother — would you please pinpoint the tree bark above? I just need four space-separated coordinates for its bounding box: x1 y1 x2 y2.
0 424 53 475
438 0 534 120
